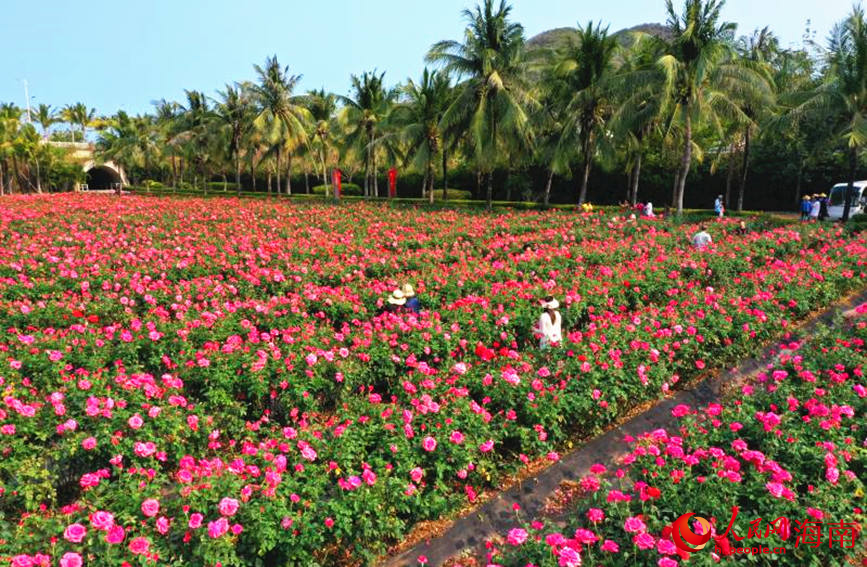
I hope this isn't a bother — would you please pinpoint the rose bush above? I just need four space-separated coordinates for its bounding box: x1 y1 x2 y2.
478 309 867 566
0 195 864 565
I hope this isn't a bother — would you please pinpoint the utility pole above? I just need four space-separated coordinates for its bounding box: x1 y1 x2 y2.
22 79 32 123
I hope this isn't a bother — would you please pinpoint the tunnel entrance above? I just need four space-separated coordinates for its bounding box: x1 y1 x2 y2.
85 166 122 190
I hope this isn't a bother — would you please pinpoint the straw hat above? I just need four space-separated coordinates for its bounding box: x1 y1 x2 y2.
819 193 827 197
541 298 560 310
401 283 416 297
387 289 406 305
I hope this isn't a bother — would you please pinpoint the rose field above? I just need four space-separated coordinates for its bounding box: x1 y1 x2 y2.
470 312 867 567
0 194 865 567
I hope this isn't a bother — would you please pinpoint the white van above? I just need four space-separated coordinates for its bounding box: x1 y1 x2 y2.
827 181 867 219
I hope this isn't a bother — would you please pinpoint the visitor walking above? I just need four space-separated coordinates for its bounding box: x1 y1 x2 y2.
800 196 812 221
714 195 725 218
819 193 829 220
534 296 562 349
810 196 821 222
402 283 421 314
692 225 713 249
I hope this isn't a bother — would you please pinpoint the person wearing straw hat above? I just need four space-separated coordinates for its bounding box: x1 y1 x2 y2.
402 283 421 314
384 289 407 314
534 296 563 349
800 195 812 221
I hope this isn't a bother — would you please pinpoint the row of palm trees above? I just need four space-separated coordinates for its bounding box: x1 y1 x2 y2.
4 0 867 218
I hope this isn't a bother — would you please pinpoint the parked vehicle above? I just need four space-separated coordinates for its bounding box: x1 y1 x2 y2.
827 181 867 219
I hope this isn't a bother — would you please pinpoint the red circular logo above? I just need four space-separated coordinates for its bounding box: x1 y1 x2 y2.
672 512 712 552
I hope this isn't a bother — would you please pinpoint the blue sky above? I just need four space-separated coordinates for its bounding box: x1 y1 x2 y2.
0 0 854 117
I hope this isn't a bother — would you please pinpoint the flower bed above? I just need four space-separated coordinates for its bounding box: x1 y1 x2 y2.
0 195 864 566
474 308 867 566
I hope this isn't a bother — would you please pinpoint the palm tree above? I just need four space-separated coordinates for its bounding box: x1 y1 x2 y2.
547 21 619 205
63 102 97 142
655 0 772 213
427 0 534 209
339 71 397 197
393 68 452 203
304 89 338 195
794 6 867 221
214 83 255 194
33 104 57 139
733 27 778 210
251 56 310 196
153 99 182 187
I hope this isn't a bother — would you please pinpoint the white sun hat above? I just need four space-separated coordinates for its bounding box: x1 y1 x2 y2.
541 298 560 309
387 289 406 305
401 283 416 297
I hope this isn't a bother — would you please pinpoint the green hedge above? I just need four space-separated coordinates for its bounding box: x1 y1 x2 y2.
430 189 473 200
311 183 362 196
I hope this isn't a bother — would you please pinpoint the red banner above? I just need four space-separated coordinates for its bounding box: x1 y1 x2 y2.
332 169 342 198
388 167 397 198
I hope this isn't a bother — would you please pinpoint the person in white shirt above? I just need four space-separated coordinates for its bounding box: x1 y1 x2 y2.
534 296 562 349
692 225 713 249
810 198 821 221
643 202 654 217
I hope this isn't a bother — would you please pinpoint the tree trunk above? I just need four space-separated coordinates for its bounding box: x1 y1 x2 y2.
842 145 857 222
304 169 309 194
794 159 803 207
442 148 448 200
286 154 292 195
629 153 642 205
34 158 42 194
275 149 282 196
675 113 692 214
267 171 272 195
737 126 750 212
578 135 593 205
222 173 228 192
543 169 554 207
428 159 435 204
372 139 379 198
235 154 242 195
724 142 735 209
320 148 329 198
0 160 6 196
364 140 370 197
486 172 493 210
505 161 512 202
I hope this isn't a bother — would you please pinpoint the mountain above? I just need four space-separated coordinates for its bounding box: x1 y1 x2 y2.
526 23 673 51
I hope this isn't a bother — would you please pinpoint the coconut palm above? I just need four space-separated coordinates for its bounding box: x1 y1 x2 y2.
427 0 534 209
655 0 772 213
33 104 57 139
303 89 338 194
251 56 310 196
214 83 256 194
392 68 452 203
793 6 867 221
732 27 778 210
153 99 183 187
547 21 619 204
339 71 397 197
63 102 97 142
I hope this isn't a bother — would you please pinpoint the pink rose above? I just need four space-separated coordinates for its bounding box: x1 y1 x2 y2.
421 436 437 452
128 536 150 555
11 556 34 567
81 437 97 450
90 510 114 531
208 517 229 538
479 439 494 452
218 497 240 516
141 498 160 517
449 430 464 444
507 528 528 546
128 414 144 429
59 553 82 567
105 525 125 544
410 467 424 483
189 512 204 529
63 522 87 543
623 516 646 534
